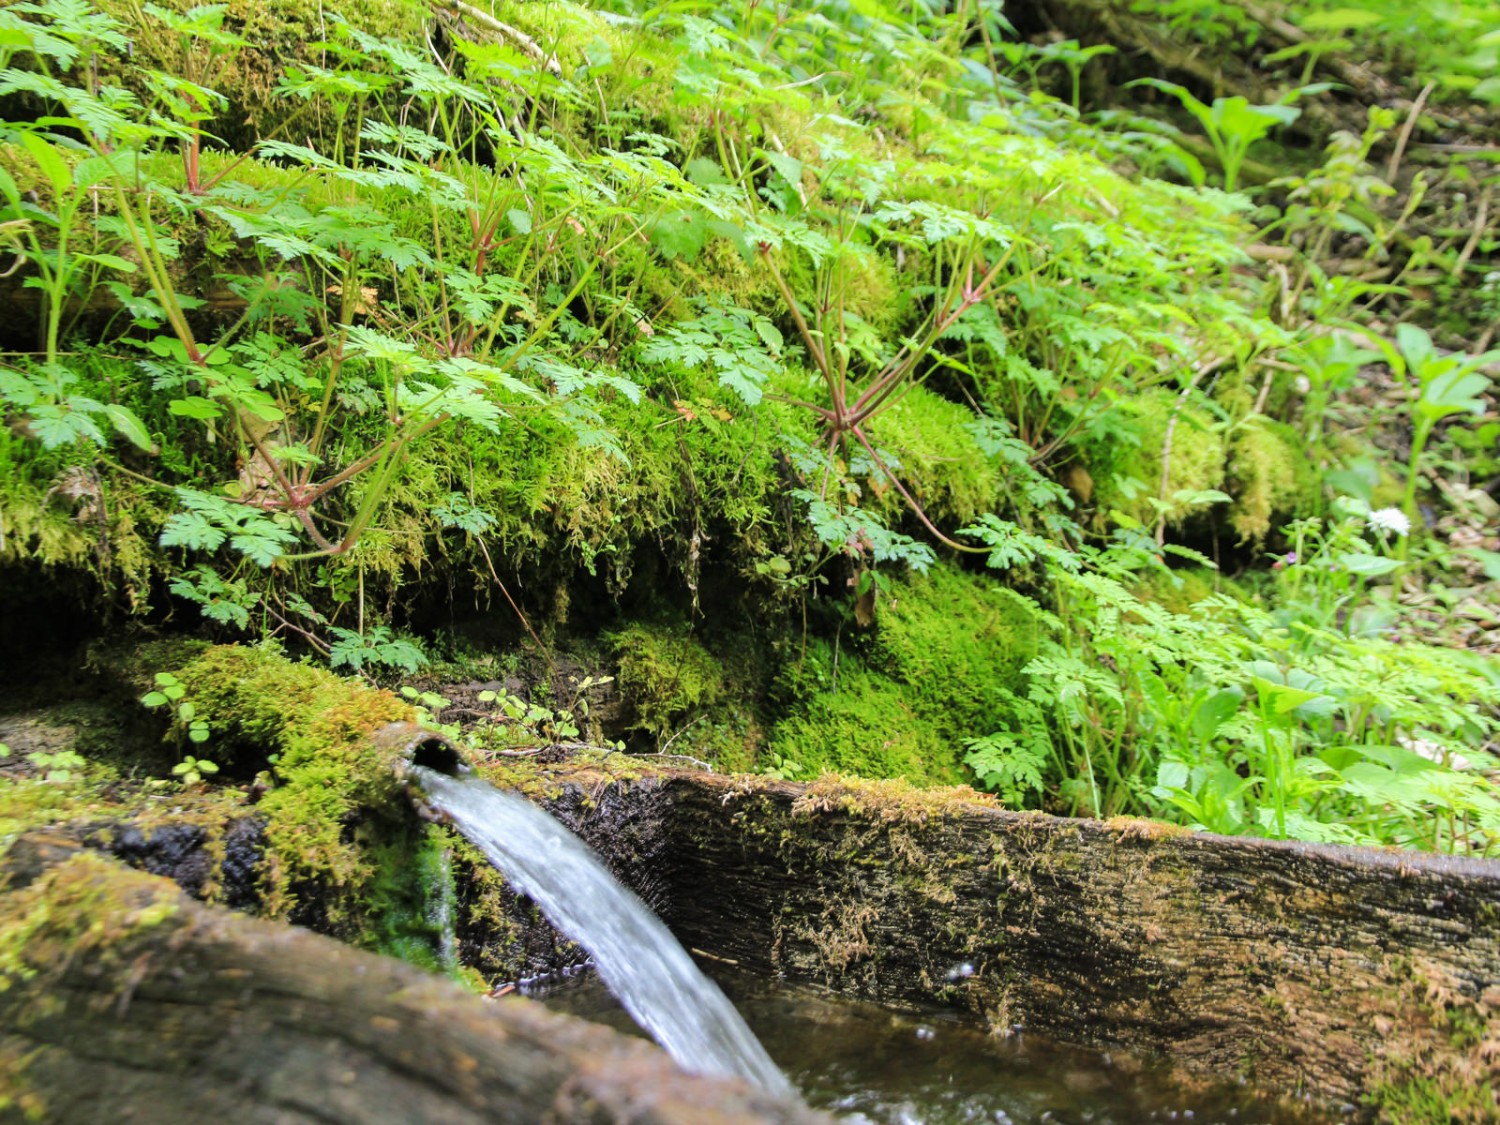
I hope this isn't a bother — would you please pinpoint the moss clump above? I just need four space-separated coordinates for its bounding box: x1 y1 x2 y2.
1374 1075 1499 1125
768 644 961 785
863 384 1003 527
0 847 180 993
93 0 427 147
766 565 1041 787
790 772 992 825
363 822 457 974
1129 565 1223 614
162 643 414 927
607 621 729 743
1227 417 1322 544
1086 390 1226 529
867 564 1038 728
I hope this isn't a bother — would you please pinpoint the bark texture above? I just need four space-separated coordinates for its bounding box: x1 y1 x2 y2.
645 772 1500 1113
0 833 830 1125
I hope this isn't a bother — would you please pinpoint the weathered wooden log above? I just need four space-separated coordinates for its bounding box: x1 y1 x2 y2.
648 773 1500 1117
0 833 831 1125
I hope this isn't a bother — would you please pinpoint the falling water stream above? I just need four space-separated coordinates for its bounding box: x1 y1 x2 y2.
407 765 795 1098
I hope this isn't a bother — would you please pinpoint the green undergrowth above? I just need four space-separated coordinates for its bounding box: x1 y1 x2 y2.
765 566 1041 786
1 0 1498 862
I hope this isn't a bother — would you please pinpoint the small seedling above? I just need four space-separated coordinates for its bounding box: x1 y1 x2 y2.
172 756 220 786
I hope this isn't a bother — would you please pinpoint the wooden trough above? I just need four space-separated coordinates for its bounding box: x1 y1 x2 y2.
3 703 1497 1120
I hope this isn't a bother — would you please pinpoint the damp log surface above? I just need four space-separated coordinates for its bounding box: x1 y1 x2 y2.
648 773 1500 1111
0 833 831 1125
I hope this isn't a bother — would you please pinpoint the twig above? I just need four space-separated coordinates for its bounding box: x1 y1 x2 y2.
474 534 554 675
1451 184 1491 281
1386 81 1436 185
431 0 561 75
1156 359 1216 547
645 752 714 772
658 714 705 756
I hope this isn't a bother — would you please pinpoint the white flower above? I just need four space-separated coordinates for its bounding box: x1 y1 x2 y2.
1367 507 1411 536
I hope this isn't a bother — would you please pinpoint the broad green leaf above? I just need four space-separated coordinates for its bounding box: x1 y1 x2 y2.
104 404 153 450
1416 369 1489 422
1396 322 1436 374
169 396 221 420
18 133 71 197
1338 552 1401 577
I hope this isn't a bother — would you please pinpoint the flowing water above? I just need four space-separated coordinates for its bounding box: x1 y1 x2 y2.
407 765 795 1098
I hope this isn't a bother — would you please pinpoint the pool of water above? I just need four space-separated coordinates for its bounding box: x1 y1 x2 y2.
530 968 1340 1125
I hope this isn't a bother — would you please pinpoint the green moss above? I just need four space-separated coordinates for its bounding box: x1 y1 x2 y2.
0 848 180 989
1129 566 1223 614
93 0 427 146
607 620 728 741
768 645 961 785
765 565 1042 787
1087 390 1226 530
868 565 1038 728
163 643 414 927
1373 1075 1498 1124
862 384 1003 527
363 822 457 974
1227 417 1321 544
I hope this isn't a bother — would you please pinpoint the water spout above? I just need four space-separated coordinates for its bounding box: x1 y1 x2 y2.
390 735 794 1098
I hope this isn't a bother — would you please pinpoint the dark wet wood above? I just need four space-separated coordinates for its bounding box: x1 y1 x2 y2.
646 772 1500 1114
0 833 831 1125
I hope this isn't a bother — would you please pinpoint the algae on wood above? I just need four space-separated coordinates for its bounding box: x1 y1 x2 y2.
0 833 830 1125
645 773 1500 1116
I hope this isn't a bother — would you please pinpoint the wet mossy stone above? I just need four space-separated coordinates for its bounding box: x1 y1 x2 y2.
141 643 417 929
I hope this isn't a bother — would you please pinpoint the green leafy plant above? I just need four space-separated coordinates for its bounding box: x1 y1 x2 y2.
171 754 219 786
1391 323 1500 528
142 671 211 742
1128 79 1332 191
21 748 88 783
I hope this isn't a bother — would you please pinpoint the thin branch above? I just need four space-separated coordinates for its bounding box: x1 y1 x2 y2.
850 426 986 554
431 0 561 75
1386 81 1436 185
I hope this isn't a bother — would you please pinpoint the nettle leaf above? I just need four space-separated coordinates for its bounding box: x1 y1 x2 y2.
399 376 504 432
159 509 227 553
327 625 427 675
636 300 778 407
559 397 630 464
791 490 936 571
344 326 430 373
437 356 542 403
